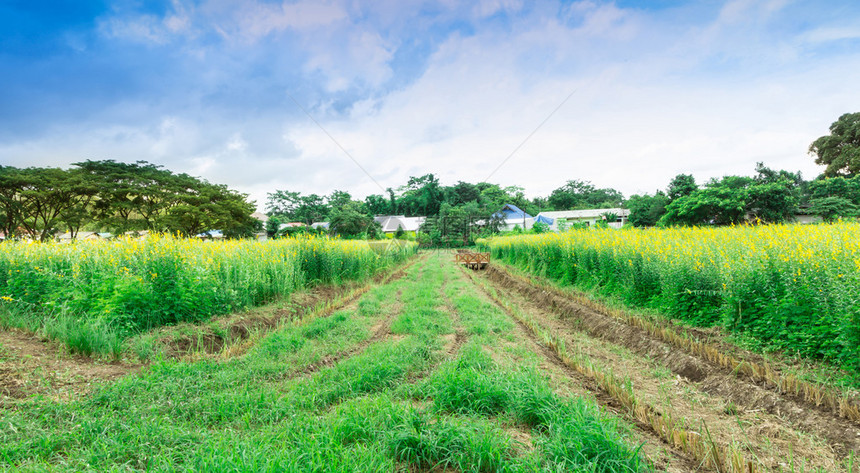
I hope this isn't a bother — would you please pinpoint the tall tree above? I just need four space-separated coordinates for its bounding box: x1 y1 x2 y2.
666 174 698 201
627 191 668 227
809 112 860 177
547 180 622 210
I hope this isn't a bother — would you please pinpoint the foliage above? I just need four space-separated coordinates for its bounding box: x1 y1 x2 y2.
488 223 860 373
532 221 550 233
547 179 622 210
666 174 698 201
265 216 281 238
627 192 668 227
809 197 858 222
810 112 860 177
659 172 799 226
0 234 417 353
329 202 379 237
0 160 259 240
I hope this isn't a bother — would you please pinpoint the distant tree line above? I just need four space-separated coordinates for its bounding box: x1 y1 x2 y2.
0 160 260 240
266 174 625 244
266 112 860 242
628 113 860 227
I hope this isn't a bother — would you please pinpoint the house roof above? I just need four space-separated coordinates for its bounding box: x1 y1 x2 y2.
310 222 329 229
373 215 426 232
495 204 532 220
537 208 630 220
250 211 268 222
534 214 555 225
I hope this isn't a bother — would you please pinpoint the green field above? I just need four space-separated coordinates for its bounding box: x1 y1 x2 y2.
0 235 415 357
1 247 857 472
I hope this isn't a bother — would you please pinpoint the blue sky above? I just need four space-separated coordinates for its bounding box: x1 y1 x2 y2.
2 0 859 208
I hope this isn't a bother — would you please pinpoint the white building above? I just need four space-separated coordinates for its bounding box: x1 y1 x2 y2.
373 215 426 235
535 208 630 231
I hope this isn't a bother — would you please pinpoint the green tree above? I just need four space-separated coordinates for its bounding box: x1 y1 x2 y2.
547 180 622 210
364 194 391 215
0 166 24 238
809 196 858 222
666 174 698 201
809 112 860 176
660 182 748 227
627 192 668 227
265 216 281 238
329 201 376 237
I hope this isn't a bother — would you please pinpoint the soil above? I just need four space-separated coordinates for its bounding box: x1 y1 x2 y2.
456 270 699 472
475 263 855 470
0 328 137 408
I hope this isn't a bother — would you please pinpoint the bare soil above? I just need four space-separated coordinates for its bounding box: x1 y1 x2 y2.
0 328 137 408
455 269 699 472
477 263 855 470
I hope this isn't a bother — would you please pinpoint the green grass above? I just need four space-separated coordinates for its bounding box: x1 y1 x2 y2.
0 252 653 472
0 235 417 357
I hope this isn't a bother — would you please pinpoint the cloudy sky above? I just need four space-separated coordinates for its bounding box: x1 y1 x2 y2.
2 0 859 209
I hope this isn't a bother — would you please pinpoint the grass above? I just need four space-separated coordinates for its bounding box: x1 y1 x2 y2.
0 251 655 472
0 235 417 357
485 223 860 373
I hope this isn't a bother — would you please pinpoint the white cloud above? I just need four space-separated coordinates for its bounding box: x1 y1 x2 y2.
5 0 860 211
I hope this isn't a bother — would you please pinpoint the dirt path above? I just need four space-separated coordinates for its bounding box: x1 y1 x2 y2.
470 263 853 471
0 328 137 408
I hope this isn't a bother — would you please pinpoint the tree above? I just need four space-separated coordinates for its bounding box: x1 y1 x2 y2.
809 112 860 176
16 167 83 240
660 183 747 227
327 190 352 209
0 166 24 238
265 190 303 220
265 190 329 224
746 181 798 223
809 197 858 222
329 202 376 237
547 180 622 210
364 194 391 215
627 192 668 227
667 174 698 201
265 216 281 238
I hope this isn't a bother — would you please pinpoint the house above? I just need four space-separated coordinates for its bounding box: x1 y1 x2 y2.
310 222 330 231
494 204 534 231
278 222 307 231
535 208 630 231
250 211 268 222
373 215 426 237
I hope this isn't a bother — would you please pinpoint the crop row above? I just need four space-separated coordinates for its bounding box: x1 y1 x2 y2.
485 223 860 373
0 235 416 354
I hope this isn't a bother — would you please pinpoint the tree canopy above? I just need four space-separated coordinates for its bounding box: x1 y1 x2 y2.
810 112 860 177
0 160 260 240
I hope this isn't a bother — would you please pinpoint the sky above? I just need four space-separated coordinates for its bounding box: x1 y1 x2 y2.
1 0 859 210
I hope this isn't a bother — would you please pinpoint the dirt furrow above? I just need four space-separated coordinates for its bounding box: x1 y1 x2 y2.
295 289 403 378
485 264 860 461
153 254 424 360
455 266 701 472
0 328 138 408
